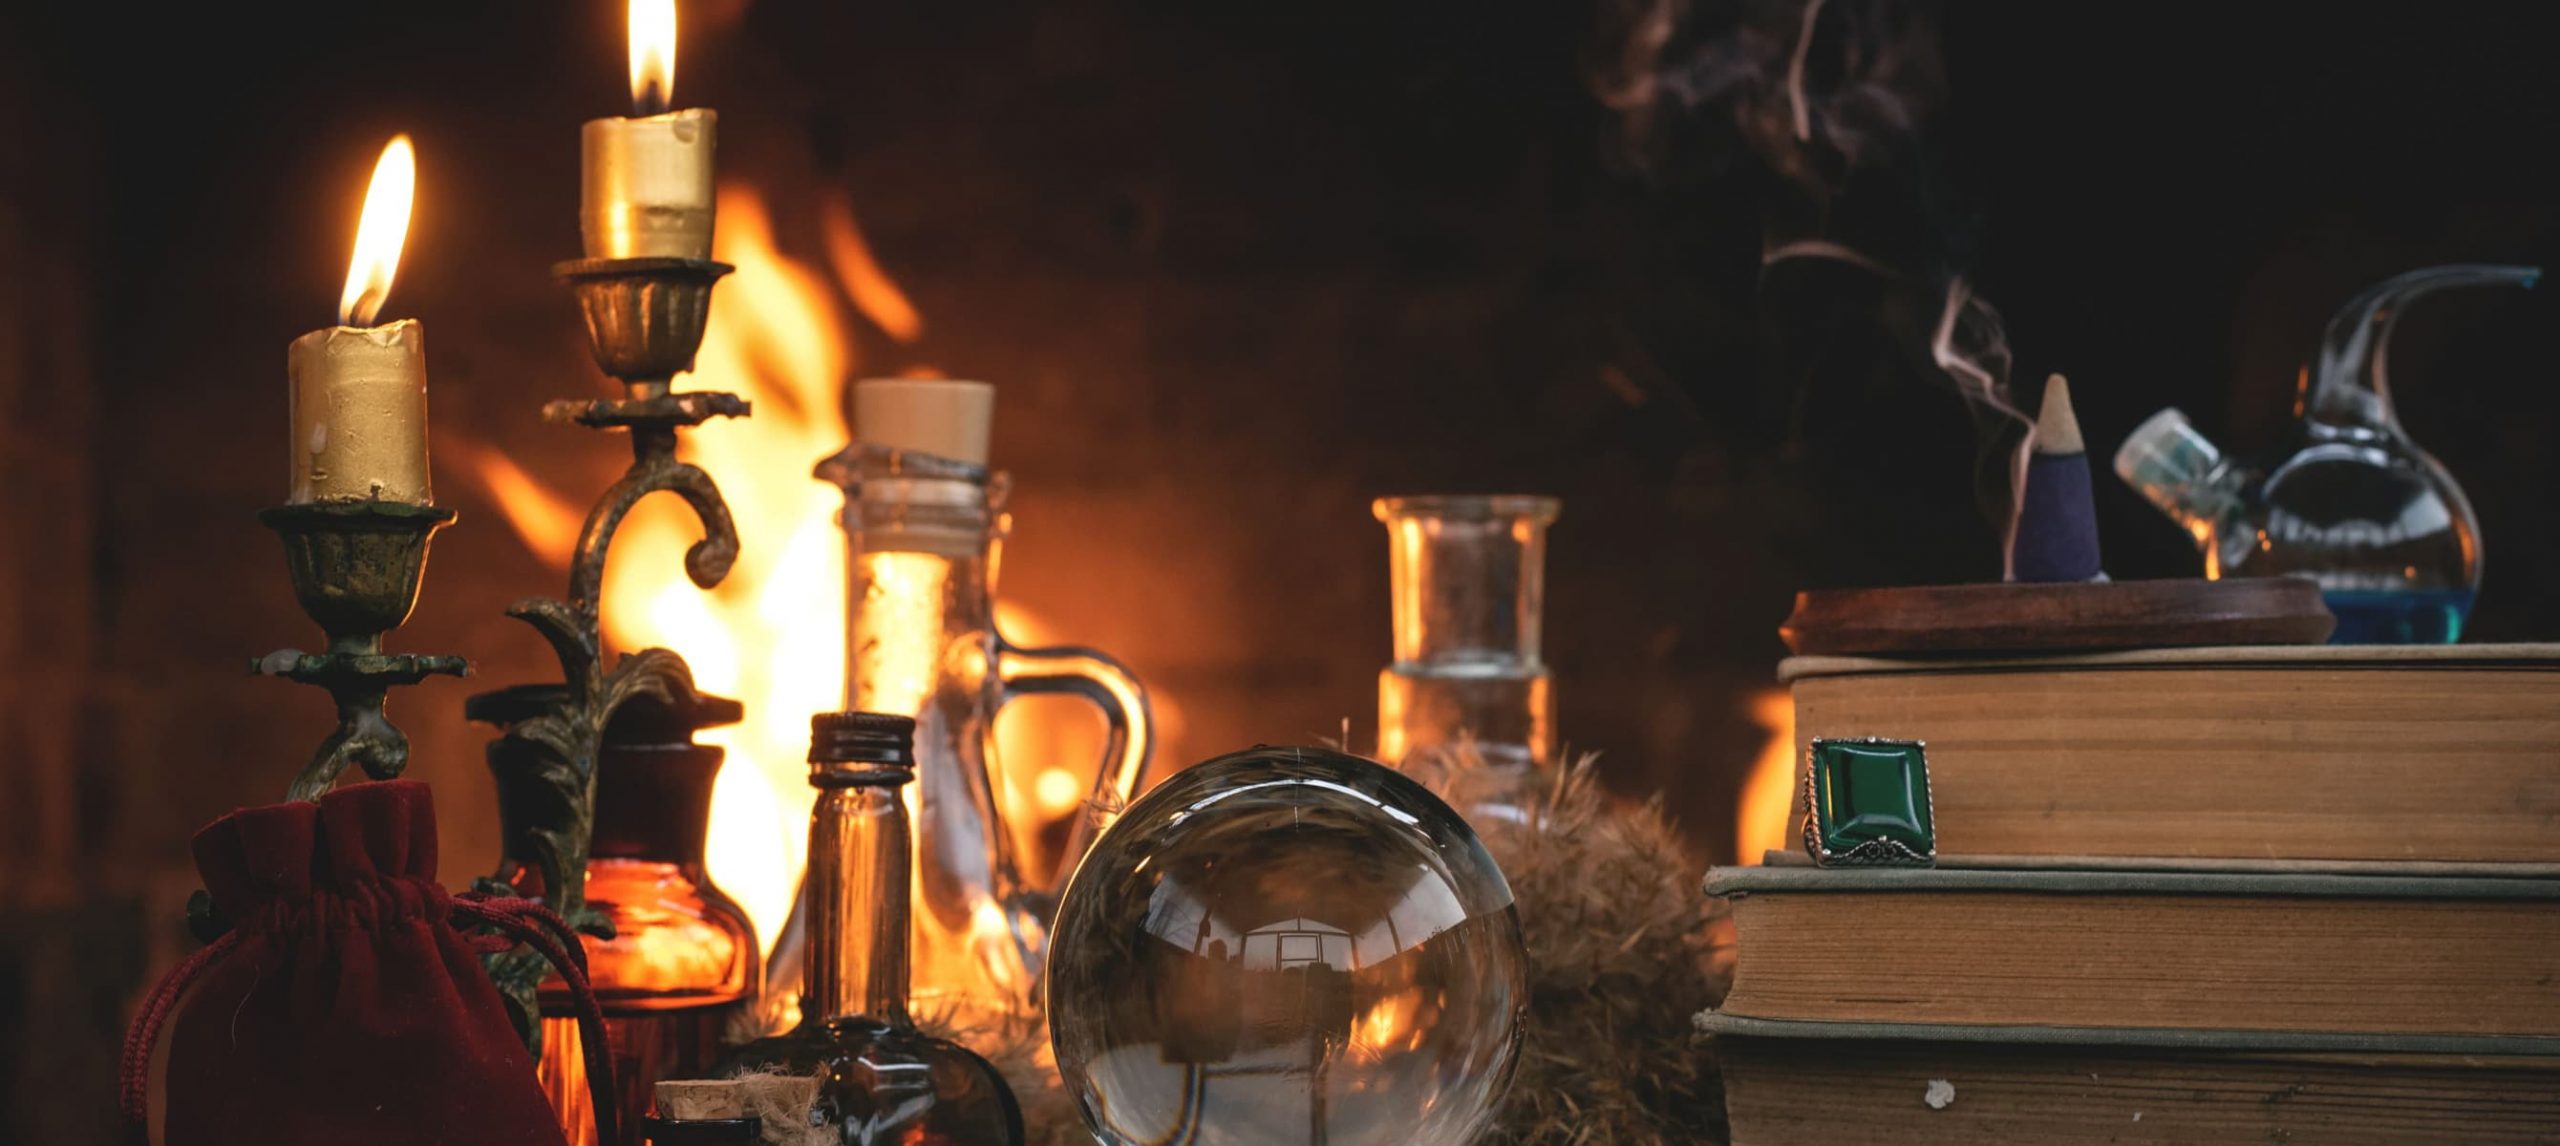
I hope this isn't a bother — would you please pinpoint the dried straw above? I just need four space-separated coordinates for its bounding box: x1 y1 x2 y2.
1465 753 1729 1144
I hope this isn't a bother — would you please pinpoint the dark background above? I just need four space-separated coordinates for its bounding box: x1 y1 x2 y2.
4 2 2557 1137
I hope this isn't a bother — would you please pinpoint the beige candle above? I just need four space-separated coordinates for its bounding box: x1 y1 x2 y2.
581 0 715 259
289 135 430 505
289 321 428 504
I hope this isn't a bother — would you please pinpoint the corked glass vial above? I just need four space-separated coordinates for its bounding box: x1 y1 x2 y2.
715 711 1025 1144
644 1080 759 1145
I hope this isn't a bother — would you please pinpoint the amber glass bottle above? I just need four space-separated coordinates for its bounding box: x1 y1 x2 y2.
475 685 761 1146
718 712 1023 1145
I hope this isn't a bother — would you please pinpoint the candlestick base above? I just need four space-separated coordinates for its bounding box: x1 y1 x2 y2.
554 256 733 387
479 253 753 1050
256 501 469 801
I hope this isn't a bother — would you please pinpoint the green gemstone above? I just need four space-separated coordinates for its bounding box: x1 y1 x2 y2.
1809 739 1933 861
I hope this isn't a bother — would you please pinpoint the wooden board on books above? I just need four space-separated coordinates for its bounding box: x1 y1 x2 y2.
1782 643 2560 865
1778 577 2334 655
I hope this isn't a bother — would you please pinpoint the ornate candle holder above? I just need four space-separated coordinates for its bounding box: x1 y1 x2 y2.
474 254 751 1040
254 500 470 803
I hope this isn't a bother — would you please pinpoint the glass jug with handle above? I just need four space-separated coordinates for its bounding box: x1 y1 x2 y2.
803 438 1154 1020
2116 263 2535 643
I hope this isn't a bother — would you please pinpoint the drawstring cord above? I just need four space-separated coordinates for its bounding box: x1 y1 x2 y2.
117 930 241 1132
454 891 621 1146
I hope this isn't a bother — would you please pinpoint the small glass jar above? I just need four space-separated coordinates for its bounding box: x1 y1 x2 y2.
474 685 760 1146
1374 494 1561 821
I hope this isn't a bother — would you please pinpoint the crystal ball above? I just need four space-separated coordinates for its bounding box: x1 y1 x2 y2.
1048 745 1527 1146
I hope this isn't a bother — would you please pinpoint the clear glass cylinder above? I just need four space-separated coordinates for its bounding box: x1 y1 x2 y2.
1373 495 1560 790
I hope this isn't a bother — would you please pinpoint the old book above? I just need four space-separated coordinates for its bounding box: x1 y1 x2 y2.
1708 866 2560 1036
1703 1014 2560 1146
1783 643 2560 865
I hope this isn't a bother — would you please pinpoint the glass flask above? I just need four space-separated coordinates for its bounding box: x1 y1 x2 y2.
783 441 1152 1020
2115 264 2535 643
474 685 761 1146
642 1116 760 1145
1374 495 1560 818
719 712 1026 1145
1049 745 1528 1146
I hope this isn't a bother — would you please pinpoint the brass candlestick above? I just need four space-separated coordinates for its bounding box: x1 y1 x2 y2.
474 254 750 1040
254 500 470 803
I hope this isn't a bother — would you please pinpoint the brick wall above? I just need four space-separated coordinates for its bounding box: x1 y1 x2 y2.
0 31 135 1143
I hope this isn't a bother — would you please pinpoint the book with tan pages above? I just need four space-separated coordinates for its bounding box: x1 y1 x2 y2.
1782 643 2560 867
1703 1014 2560 1146
1706 866 2560 1037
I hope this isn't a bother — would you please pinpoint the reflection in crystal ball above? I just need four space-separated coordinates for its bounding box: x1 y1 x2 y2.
1048 745 1527 1146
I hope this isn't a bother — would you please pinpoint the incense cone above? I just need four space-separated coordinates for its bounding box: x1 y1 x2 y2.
2011 374 2105 582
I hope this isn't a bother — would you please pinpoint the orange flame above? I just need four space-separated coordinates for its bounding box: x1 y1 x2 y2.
1736 688 1796 864
628 0 677 115
1351 988 1428 1057
339 134 415 326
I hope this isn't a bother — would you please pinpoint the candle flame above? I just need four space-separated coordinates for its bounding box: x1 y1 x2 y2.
337 134 415 327
630 0 677 115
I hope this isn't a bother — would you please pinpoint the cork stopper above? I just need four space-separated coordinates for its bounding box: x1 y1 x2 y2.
653 1079 744 1120
854 378 995 466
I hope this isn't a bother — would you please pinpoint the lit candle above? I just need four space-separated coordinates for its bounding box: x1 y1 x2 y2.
289 135 429 505
581 0 715 259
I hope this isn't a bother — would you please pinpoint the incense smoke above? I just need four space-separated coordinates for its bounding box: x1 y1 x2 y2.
1593 0 2035 575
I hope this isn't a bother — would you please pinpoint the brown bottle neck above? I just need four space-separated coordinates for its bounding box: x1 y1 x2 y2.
801 769 912 1028
591 742 725 868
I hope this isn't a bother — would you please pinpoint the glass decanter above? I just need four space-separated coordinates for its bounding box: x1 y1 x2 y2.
2116 264 2535 643
719 712 1025 1145
474 685 761 1146
1373 495 1560 821
784 439 1151 1020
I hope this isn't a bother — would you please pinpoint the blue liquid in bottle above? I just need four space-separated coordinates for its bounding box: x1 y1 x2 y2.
2322 588 2474 645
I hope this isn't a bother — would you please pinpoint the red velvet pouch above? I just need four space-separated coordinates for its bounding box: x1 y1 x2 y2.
121 781 613 1146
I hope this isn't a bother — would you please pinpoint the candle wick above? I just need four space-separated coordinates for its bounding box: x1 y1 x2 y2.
636 81 669 118
344 286 386 328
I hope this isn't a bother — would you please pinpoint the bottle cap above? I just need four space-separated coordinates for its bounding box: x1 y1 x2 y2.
854 378 994 466
2112 407 2223 498
810 711 918 766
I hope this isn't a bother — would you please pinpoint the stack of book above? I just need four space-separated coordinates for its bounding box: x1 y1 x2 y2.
1702 643 2560 1143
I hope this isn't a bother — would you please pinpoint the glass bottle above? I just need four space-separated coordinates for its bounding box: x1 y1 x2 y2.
1373 495 1561 821
642 1116 760 1145
2116 264 2535 643
474 685 762 1146
791 439 1152 1020
720 712 1026 1145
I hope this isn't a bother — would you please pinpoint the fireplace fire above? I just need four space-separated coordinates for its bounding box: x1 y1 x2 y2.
9 1 2560 1140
